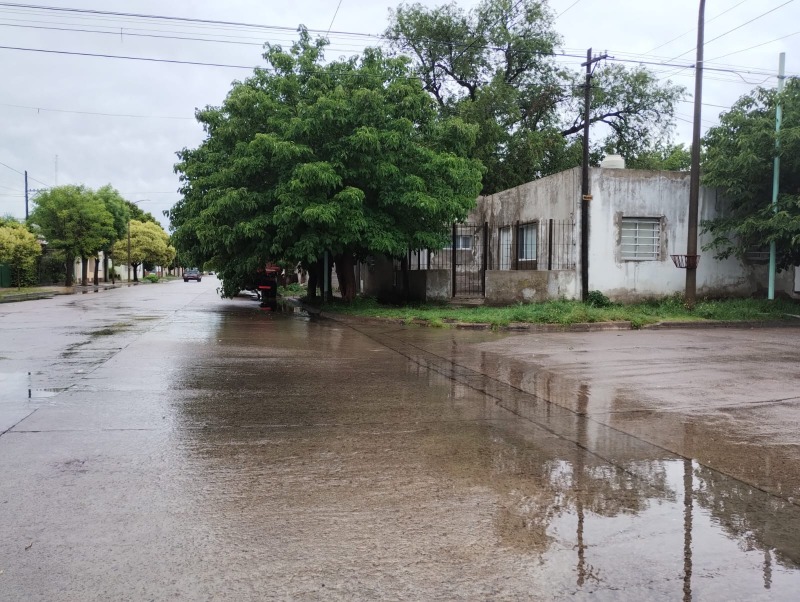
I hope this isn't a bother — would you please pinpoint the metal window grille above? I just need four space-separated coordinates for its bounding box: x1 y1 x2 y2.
517 223 537 261
498 226 512 270
621 217 660 260
538 219 576 270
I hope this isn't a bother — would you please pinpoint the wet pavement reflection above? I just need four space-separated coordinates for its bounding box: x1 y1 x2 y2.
1 282 799 600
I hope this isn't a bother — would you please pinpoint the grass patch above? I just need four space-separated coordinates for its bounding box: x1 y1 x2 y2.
279 283 306 297
318 295 799 328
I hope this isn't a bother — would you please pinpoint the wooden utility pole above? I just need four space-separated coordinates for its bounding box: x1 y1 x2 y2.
580 48 607 301
685 0 705 308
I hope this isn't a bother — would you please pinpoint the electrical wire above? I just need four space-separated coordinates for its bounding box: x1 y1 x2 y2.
557 0 584 18
326 0 344 37
644 0 753 54
0 2 380 39
666 0 796 62
0 101 195 120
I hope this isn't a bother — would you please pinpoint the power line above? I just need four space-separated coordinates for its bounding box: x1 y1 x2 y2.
326 0 344 37
644 0 753 54
0 21 370 54
0 44 258 68
667 0 796 62
0 101 195 120
706 30 800 62
557 0 584 18
0 2 380 39
0 160 49 186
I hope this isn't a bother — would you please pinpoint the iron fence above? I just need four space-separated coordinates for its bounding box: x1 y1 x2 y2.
496 219 575 271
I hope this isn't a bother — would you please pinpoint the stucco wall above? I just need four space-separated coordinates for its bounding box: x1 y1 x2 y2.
587 168 761 301
471 168 581 271
486 270 579 305
363 255 395 297
408 269 451 302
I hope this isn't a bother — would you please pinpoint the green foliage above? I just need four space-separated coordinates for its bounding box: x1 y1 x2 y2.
278 283 305 296
586 290 613 308
111 220 175 281
28 185 116 285
144 273 160 283
624 143 691 171
171 29 484 298
0 221 41 288
702 79 800 270
324 296 797 328
385 0 684 193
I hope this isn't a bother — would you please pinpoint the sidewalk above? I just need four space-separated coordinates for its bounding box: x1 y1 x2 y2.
316 305 800 505
0 282 135 303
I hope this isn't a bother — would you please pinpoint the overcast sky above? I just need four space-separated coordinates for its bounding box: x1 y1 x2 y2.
1 0 797 227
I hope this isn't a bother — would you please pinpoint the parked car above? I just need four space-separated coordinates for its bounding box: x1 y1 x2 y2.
184 268 202 282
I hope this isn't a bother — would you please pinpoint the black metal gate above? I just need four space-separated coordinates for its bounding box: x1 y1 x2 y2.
452 222 487 297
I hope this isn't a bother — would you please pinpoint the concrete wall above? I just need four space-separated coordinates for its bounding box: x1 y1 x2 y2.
362 255 396 298
485 270 578 305
587 168 762 301
408 269 451 302
471 168 581 272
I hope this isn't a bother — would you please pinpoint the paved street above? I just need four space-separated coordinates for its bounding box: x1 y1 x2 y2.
2 279 800 600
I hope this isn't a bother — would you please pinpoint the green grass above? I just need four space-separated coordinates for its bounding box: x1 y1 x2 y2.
278 283 306 297
317 295 800 329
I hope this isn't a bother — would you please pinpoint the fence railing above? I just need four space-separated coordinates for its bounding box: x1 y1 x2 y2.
398 218 575 273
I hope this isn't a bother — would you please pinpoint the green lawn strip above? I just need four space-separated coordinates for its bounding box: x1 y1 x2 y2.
0 286 67 299
318 297 799 328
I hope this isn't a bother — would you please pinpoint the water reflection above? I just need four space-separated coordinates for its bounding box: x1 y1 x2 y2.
169 312 800 598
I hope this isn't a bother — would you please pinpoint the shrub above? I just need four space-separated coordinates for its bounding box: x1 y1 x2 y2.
586 290 613 308
144 274 159 283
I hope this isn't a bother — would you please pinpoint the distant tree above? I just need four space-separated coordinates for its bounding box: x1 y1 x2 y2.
0 220 41 289
172 29 484 300
624 143 691 171
702 79 800 270
111 219 174 282
94 185 129 284
385 0 684 193
28 185 115 286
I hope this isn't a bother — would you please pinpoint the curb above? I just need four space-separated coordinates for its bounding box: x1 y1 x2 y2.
300 302 800 333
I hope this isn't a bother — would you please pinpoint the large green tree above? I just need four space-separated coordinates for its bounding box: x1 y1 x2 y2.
0 220 41 289
171 30 484 300
94 185 129 284
111 219 175 282
28 185 115 286
702 79 800 270
385 0 684 193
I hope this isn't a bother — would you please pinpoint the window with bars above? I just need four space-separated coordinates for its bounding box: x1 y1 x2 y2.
620 217 661 260
517 223 537 261
444 234 473 251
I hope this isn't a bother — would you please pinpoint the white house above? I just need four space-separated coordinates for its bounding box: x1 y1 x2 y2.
365 162 799 303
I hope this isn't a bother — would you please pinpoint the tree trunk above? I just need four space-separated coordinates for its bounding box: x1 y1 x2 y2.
307 262 318 300
93 256 99 285
132 263 140 282
65 255 74 287
80 257 88 286
335 253 357 302
103 253 109 283
400 256 410 301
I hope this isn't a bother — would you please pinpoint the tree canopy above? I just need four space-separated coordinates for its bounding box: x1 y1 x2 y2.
111 219 175 282
385 0 685 193
0 219 41 288
28 185 116 286
702 78 800 270
171 29 484 299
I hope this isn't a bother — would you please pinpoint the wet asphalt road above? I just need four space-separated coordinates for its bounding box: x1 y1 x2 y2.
1 278 799 601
